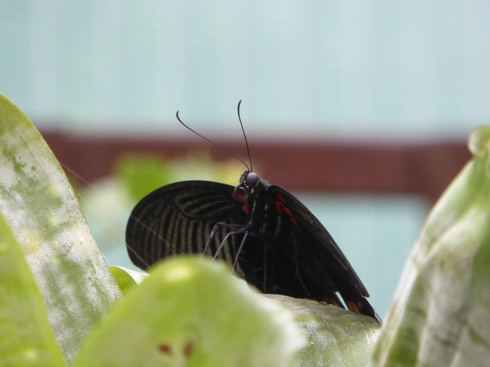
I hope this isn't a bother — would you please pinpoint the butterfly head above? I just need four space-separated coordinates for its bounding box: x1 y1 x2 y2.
234 171 261 201
242 171 260 188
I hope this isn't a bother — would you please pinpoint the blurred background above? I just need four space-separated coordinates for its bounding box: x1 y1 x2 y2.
1 0 487 316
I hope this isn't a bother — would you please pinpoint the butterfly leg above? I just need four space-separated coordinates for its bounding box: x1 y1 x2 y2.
204 222 251 271
203 222 233 255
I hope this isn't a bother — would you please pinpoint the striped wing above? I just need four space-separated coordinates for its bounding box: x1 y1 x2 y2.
126 181 247 270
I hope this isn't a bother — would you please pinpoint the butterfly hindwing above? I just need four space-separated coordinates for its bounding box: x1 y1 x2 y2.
126 181 247 270
264 185 377 317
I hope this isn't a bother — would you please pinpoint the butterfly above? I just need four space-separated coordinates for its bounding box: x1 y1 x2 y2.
126 102 379 320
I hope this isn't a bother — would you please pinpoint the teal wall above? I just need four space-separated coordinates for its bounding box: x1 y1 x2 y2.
2 1 483 315
1 0 488 138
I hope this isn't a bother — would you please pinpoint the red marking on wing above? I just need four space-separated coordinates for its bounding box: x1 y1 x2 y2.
232 191 249 214
242 202 249 214
346 301 360 313
275 193 299 227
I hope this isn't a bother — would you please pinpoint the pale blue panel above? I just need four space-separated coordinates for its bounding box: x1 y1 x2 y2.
1 0 488 138
295 193 429 317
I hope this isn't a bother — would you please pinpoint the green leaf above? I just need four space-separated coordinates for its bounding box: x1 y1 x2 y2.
0 211 66 366
0 95 122 361
371 126 490 366
109 265 147 295
270 295 380 366
73 257 305 367
108 265 381 366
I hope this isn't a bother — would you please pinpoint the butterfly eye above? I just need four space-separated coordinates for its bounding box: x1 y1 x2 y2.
245 172 259 188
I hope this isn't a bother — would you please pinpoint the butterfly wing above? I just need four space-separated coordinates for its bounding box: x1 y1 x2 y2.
126 181 247 270
260 185 377 318
126 179 378 318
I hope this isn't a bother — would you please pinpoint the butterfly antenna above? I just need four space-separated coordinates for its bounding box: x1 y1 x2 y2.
237 100 253 172
176 109 251 171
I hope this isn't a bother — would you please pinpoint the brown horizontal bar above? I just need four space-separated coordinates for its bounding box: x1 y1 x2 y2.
41 130 470 202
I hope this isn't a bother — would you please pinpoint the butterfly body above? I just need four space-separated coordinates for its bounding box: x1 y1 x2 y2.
126 170 378 319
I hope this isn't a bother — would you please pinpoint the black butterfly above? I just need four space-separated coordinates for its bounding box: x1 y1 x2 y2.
126 103 378 320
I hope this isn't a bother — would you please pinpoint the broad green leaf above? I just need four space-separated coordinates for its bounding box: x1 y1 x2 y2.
0 95 122 361
73 257 305 367
90 262 381 367
270 295 380 366
371 126 490 366
0 211 66 366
